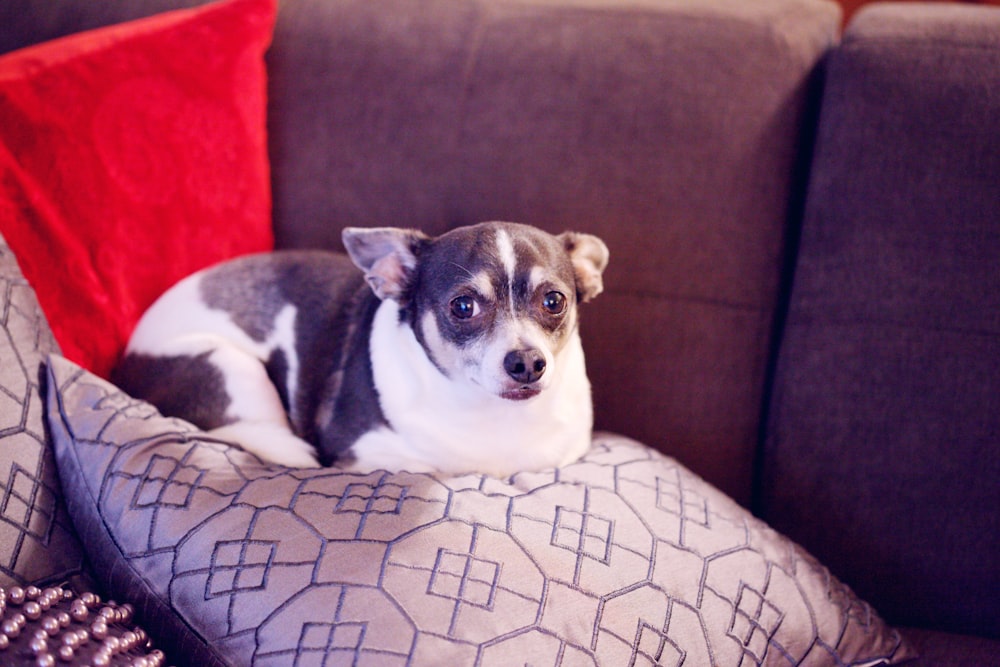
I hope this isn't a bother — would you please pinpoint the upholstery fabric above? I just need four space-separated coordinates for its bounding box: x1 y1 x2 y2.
0 0 275 379
48 356 912 666
758 3 1000 639
0 233 87 587
0 1 213 55
265 0 842 504
901 628 1000 667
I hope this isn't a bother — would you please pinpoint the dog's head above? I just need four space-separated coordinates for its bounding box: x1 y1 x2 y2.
343 222 609 401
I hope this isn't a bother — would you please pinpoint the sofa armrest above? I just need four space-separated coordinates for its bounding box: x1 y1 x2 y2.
760 1 1000 639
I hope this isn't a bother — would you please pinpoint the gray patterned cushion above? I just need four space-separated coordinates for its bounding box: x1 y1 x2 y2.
47 355 914 666
0 234 87 586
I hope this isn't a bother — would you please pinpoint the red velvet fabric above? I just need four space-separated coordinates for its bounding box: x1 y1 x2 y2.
0 0 275 378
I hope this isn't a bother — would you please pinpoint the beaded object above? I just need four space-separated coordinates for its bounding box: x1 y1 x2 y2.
0 585 166 667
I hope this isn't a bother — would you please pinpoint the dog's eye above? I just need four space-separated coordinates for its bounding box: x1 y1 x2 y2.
542 291 566 315
450 295 480 319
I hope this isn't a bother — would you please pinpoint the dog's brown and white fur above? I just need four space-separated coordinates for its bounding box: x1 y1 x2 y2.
114 222 609 476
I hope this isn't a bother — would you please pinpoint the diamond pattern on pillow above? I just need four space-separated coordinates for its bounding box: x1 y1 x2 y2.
47 355 914 666
0 234 87 586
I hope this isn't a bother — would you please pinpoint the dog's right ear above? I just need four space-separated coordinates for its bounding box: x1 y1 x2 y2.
342 227 429 301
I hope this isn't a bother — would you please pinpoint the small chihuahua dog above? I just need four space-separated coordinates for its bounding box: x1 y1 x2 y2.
114 222 609 476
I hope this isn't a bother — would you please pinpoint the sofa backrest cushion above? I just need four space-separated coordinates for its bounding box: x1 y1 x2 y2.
0 0 212 54
759 3 1000 638
1 0 842 505
265 0 841 504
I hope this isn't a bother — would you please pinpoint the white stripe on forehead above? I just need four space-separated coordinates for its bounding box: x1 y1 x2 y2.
494 228 518 312
494 228 517 281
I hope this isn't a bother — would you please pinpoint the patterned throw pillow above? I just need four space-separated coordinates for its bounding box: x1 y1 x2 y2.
47 355 914 666
0 233 87 587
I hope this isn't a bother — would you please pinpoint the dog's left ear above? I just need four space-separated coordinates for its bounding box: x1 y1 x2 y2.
342 227 429 301
559 232 610 302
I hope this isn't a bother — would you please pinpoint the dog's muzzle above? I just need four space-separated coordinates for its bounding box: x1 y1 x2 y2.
501 349 546 400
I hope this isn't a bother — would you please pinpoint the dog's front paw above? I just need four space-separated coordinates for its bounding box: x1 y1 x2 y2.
208 422 321 468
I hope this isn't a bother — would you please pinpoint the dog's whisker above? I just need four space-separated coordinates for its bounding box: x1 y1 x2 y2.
448 261 476 280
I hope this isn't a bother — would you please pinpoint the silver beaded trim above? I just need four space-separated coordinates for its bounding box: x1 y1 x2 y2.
0 585 167 667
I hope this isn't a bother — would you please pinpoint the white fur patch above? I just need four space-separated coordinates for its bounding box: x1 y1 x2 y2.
127 273 233 355
129 274 297 356
206 343 290 428
494 228 517 303
129 273 300 399
209 422 319 467
355 299 592 476
343 426 437 474
127 271 319 467
528 265 547 293
469 271 495 301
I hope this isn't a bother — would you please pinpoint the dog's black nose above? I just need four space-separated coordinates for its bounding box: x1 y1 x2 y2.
504 349 547 384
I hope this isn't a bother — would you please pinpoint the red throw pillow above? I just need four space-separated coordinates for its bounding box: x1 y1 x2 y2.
0 0 276 378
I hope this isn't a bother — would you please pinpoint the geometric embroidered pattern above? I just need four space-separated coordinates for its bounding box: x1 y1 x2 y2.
632 622 684 667
0 239 87 586
296 621 367 667
335 479 409 540
1 464 57 542
206 539 276 598
132 455 205 509
551 506 613 565
428 548 501 610
728 581 784 663
47 356 914 666
336 480 408 516
656 472 710 529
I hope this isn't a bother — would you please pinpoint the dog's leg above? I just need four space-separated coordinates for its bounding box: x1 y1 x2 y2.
116 335 320 468
207 421 320 468
200 342 320 468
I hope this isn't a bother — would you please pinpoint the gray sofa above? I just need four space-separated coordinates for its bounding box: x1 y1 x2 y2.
0 0 996 664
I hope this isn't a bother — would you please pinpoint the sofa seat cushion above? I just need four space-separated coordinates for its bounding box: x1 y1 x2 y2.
901 628 1000 667
47 355 912 666
0 0 275 379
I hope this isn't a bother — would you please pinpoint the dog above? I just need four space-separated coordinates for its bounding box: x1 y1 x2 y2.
113 222 609 476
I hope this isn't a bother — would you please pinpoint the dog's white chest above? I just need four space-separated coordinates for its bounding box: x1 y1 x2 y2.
349 301 593 476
